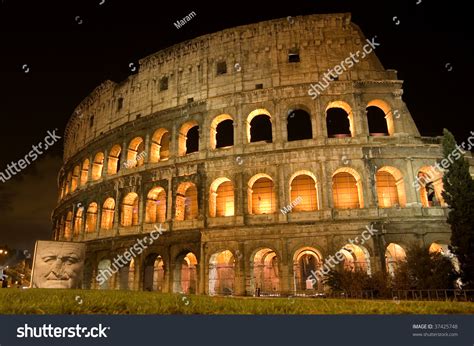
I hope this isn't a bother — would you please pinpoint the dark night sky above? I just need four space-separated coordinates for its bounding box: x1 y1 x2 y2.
0 0 473 251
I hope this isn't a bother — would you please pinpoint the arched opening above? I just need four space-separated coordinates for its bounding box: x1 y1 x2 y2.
289 172 319 211
175 182 198 221
252 248 279 294
97 259 112 289
73 207 83 237
173 252 197 294
340 244 371 275
210 115 234 149
332 168 363 209
91 152 104 180
60 178 66 199
58 216 65 240
209 250 235 296
293 248 322 290
145 187 167 223
367 106 389 136
248 174 276 214
64 211 73 240
287 109 312 141
82 260 93 289
107 144 121 175
118 258 135 290
376 167 406 208
71 165 80 192
126 137 145 168
65 172 71 195
326 101 354 138
429 242 459 271
367 100 394 136
417 167 445 207
385 243 406 276
80 159 89 186
209 178 234 217
150 128 170 162
143 254 165 292
179 121 200 156
121 192 139 227
85 202 98 233
247 109 272 143
101 198 115 230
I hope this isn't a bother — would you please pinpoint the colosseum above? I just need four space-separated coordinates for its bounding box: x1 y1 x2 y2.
52 13 454 295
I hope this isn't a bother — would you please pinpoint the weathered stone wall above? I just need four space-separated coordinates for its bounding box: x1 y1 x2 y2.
53 13 452 295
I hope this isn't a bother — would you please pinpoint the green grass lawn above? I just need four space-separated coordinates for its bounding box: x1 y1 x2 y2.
1 289 473 314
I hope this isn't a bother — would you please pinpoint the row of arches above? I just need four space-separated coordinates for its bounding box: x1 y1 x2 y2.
61 99 397 199
90 242 449 294
57 166 445 239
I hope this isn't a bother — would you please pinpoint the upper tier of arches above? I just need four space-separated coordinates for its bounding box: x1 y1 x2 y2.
60 99 406 198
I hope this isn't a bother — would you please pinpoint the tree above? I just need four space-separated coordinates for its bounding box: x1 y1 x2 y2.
392 244 458 290
441 129 474 288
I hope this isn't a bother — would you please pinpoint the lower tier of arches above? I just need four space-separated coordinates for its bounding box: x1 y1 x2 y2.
81 223 452 295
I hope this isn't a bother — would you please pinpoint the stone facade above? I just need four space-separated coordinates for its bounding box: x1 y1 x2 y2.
52 13 453 295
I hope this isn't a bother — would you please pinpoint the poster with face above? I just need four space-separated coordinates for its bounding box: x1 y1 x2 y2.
31 241 86 289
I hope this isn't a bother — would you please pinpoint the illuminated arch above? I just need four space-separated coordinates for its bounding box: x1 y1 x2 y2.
251 248 280 293
176 182 198 221
210 114 234 149
97 259 112 289
150 128 170 162
173 252 198 294
246 108 272 143
126 137 145 168
332 167 364 209
367 99 394 136
145 186 167 223
73 207 83 236
376 166 406 208
340 244 371 275
100 197 115 230
209 250 235 296
80 159 89 186
107 144 121 175
385 243 406 276
91 152 104 180
247 173 276 214
293 247 322 290
326 101 354 137
417 166 445 207
85 202 98 233
121 192 139 227
288 170 319 211
64 211 73 240
209 177 234 217
143 254 165 292
65 171 72 195
178 121 199 156
71 165 80 192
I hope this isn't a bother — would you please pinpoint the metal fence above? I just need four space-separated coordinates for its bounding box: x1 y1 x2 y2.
255 289 474 301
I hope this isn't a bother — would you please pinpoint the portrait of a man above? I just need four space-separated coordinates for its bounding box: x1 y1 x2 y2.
31 241 86 289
